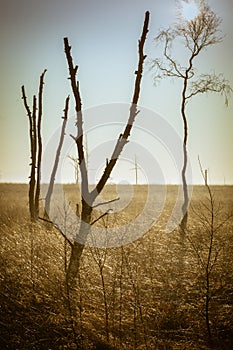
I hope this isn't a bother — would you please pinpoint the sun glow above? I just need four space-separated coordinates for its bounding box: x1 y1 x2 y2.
179 0 199 21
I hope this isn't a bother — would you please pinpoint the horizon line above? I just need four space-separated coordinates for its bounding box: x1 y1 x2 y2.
0 182 232 186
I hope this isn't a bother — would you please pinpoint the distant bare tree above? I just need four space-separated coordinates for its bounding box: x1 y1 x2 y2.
64 11 150 289
22 69 46 221
67 155 79 185
150 0 232 232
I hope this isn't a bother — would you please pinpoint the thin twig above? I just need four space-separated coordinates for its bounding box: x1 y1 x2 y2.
93 197 120 208
38 216 73 247
90 209 113 226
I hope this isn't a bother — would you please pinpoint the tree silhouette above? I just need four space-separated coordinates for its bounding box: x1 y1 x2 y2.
44 96 70 219
64 11 150 289
22 69 47 221
150 0 232 232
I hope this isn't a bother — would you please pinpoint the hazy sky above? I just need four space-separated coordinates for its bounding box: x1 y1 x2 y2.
0 0 232 184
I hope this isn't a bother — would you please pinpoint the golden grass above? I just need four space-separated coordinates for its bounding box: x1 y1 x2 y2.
0 184 233 349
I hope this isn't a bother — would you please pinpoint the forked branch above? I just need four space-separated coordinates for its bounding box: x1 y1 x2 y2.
64 11 150 204
92 11 150 198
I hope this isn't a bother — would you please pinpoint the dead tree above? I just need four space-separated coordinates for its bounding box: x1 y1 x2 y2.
150 1 232 232
22 69 46 221
21 89 36 220
64 11 150 288
44 96 70 218
35 70 46 218
67 155 79 184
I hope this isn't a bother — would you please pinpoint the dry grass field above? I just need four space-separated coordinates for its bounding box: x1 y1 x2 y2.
0 183 233 349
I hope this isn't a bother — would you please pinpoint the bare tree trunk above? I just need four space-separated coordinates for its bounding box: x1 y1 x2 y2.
22 70 46 222
66 199 93 290
30 96 37 221
44 96 70 218
180 137 188 233
35 70 46 218
64 11 150 289
22 86 37 221
180 59 193 233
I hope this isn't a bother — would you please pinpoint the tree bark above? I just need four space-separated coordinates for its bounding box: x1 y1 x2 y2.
66 199 93 289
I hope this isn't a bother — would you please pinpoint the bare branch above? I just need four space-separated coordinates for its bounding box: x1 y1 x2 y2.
163 33 185 78
187 235 205 268
35 69 47 217
152 3 224 83
21 86 32 120
91 11 150 199
151 58 183 81
151 30 185 81
64 37 89 197
90 209 113 226
39 216 73 247
22 86 37 220
177 3 224 52
187 73 232 105
44 96 70 217
93 197 120 209
27 95 37 220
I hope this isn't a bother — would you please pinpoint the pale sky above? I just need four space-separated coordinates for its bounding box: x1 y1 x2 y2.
0 0 232 184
